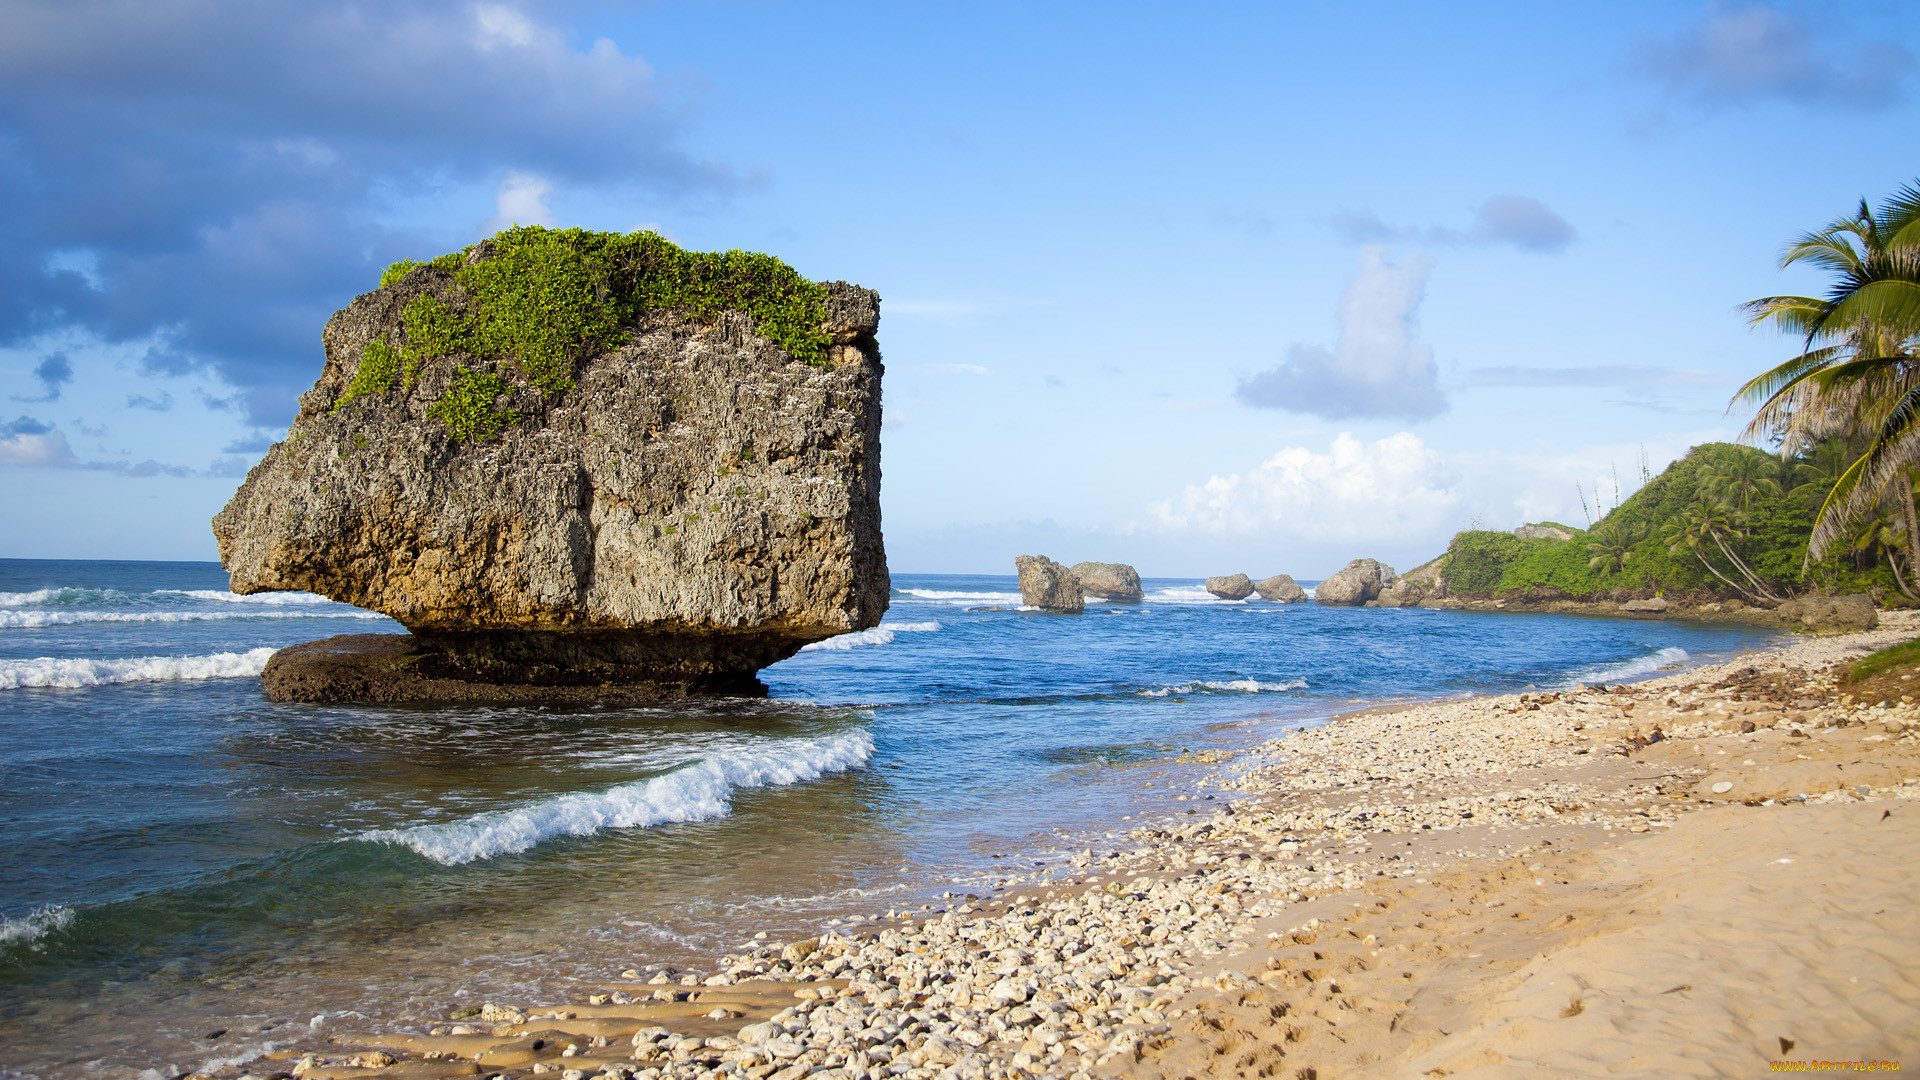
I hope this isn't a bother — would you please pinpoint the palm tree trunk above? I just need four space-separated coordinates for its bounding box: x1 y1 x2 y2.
1691 549 1768 605
1709 531 1783 602
1890 551 1919 599
1902 471 1920 590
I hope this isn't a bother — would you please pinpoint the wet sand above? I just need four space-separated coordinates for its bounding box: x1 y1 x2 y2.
198 614 1920 1079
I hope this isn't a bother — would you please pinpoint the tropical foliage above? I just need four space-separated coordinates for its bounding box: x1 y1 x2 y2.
1732 181 1920 566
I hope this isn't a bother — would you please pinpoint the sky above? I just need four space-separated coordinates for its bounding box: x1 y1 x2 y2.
1 0 1916 577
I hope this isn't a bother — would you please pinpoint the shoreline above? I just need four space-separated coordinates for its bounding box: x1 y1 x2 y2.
213 614 1920 1080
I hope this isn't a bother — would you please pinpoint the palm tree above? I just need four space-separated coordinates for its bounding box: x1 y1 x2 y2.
1698 452 1782 521
1586 519 1648 576
1665 497 1783 604
1732 181 1920 568
1787 438 1858 507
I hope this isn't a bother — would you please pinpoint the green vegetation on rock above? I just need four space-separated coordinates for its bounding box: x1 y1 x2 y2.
427 367 520 442
342 226 832 438
1438 442 1905 603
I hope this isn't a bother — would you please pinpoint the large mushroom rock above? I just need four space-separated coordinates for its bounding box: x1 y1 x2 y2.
214 226 888 702
1071 561 1144 602
1014 556 1084 613
1314 559 1396 606
1205 574 1254 600
1254 574 1309 603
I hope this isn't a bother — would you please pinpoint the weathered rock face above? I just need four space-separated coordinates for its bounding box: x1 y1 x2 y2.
1370 579 1426 608
1205 574 1254 600
1315 559 1395 606
1776 594 1878 633
1015 556 1083 613
1070 562 1144 602
1254 574 1308 603
216 259 887 702
1515 523 1578 541
1620 597 1671 614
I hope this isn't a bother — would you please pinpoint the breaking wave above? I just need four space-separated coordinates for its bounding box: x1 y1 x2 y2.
0 648 279 690
0 610 384 628
359 731 875 864
1574 646 1691 685
1138 678 1308 697
798 621 941 652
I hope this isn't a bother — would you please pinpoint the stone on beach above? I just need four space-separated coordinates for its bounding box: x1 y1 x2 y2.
213 245 887 703
1775 594 1878 633
1204 574 1254 600
1015 555 1085 613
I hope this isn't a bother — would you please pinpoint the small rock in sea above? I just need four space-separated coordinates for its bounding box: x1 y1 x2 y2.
1204 574 1254 600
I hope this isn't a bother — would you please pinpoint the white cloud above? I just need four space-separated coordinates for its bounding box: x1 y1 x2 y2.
0 417 76 466
1235 247 1446 420
1143 432 1461 543
483 170 556 233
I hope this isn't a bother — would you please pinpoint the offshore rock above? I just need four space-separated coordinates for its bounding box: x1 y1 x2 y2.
1014 556 1084 613
1369 579 1427 608
1316 559 1395 606
217 275 888 702
1070 561 1144 602
1205 573 1254 600
1254 574 1308 603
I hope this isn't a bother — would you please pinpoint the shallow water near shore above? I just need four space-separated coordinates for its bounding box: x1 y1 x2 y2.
0 559 1775 1079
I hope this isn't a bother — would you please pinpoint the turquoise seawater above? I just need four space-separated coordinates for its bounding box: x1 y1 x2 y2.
0 559 1773 1078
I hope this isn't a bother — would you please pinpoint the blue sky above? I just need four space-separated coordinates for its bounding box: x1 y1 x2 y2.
1 0 1916 576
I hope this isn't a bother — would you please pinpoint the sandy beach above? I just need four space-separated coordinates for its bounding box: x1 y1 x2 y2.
228 616 1920 1080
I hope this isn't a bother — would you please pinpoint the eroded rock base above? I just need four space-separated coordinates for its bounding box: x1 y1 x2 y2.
261 634 771 704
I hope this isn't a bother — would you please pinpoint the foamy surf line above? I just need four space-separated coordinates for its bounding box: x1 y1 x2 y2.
360 730 875 865
1572 646 1692 686
0 904 75 949
799 621 941 652
0 647 278 690
1139 678 1308 697
0 610 386 628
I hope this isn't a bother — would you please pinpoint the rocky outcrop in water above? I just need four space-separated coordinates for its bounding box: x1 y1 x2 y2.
1014 556 1084 613
1070 562 1143 603
1254 574 1308 603
1205 574 1254 600
1315 559 1395 606
215 228 888 702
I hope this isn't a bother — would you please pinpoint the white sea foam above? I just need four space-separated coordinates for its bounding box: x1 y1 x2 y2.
1576 646 1690 685
362 731 875 864
0 587 131 607
1138 678 1308 697
0 609 385 628
798 621 940 652
1144 586 1247 604
801 628 894 651
0 904 75 947
154 589 340 606
899 588 1022 603
0 647 278 689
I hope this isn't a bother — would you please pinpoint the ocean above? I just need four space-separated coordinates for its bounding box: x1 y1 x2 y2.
0 558 1773 1079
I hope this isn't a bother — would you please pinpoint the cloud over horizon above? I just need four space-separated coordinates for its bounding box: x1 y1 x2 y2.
1143 431 1461 543
1633 3 1915 108
1235 247 1447 421
0 0 730 428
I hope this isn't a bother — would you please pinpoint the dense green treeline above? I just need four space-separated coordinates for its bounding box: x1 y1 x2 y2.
1440 442 1905 602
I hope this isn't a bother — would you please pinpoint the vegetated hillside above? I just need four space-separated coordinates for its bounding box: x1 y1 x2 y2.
1439 442 1901 603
